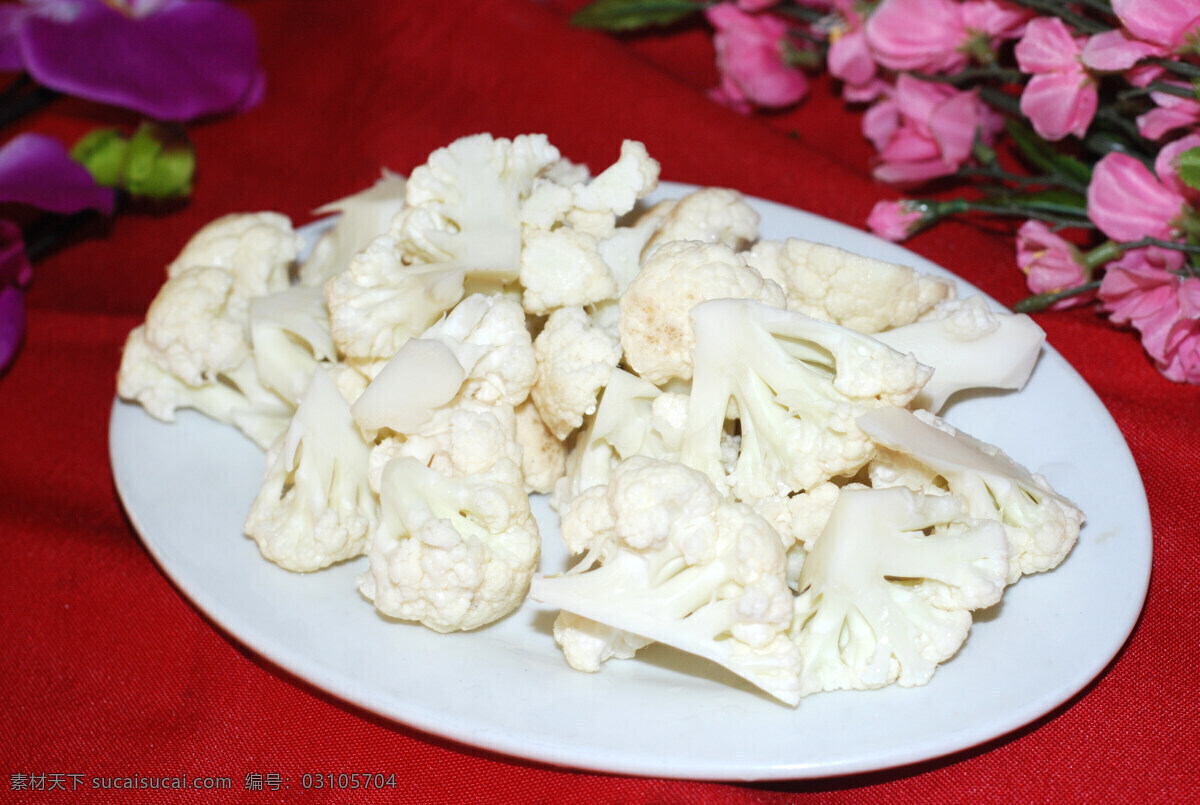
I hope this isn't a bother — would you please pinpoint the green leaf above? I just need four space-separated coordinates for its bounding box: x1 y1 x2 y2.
1007 188 1089 214
1178 146 1200 192
1005 119 1093 187
571 0 702 31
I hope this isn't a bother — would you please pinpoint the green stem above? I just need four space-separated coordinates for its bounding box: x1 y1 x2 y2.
1148 58 1200 79
1014 280 1102 313
1143 81 1199 100
1008 0 1108 33
907 67 1025 86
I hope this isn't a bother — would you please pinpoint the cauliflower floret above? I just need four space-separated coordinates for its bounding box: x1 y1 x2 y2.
513 399 567 495
745 238 953 333
532 306 623 440
248 286 337 405
300 169 408 286
359 456 540 633
619 240 786 386
872 295 1045 413
391 133 562 278
681 298 932 502
643 187 759 256
243 368 377 572
419 293 537 407
519 228 618 315
531 456 803 705
551 610 653 673
792 485 1008 696
166 212 299 302
142 265 251 385
859 405 1084 583
597 199 677 294
571 139 660 218
323 233 465 371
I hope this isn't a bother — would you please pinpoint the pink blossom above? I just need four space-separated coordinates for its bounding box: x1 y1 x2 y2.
1086 152 1188 242
1015 17 1097 141
1137 87 1200 140
864 75 1001 184
1082 0 1200 71
961 0 1032 41
867 200 925 241
1016 220 1093 308
1099 247 1200 382
864 0 969 74
705 3 808 114
1152 133 1200 202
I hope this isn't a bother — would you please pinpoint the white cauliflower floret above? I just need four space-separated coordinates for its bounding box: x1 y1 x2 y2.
859 406 1084 583
118 325 292 449
391 133 562 278
323 233 465 371
681 298 932 501
513 399 567 495
351 337 469 436
532 306 623 440
643 187 759 256
571 139 660 218
300 170 408 286
619 240 786 386
596 199 677 294
166 212 299 302
248 286 337 405
419 293 537 407
359 456 540 633
792 485 1008 697
531 456 803 705
872 295 1045 413
552 610 654 673
745 238 953 333
142 265 251 386
243 368 377 572
519 228 618 315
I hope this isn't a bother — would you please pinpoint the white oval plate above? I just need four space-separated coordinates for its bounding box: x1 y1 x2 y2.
109 182 1151 781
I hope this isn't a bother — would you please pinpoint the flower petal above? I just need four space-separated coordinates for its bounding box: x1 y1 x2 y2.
1019 71 1097 141
1087 152 1183 241
1014 16 1081 74
1080 29 1164 71
0 284 27 374
0 133 115 215
18 0 264 121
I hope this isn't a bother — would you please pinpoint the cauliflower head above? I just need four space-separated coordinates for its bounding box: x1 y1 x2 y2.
166 212 299 303
532 306 623 441
643 187 759 256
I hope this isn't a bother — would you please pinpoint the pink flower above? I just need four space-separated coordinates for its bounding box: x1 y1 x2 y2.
1099 247 1200 383
1087 154 1187 242
863 75 1001 184
706 3 808 113
1082 0 1200 71
864 0 1030 75
867 200 926 241
1015 17 1097 141
1137 87 1200 140
1016 220 1093 308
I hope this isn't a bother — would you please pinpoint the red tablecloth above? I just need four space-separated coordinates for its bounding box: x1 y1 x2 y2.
3 1 1197 801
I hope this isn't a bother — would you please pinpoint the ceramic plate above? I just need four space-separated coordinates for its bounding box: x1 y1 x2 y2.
109 182 1151 780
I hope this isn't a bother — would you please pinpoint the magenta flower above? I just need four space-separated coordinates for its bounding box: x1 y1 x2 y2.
867 199 925 241
0 220 32 374
1082 0 1200 71
0 132 115 214
1015 17 1097 141
1 0 263 121
863 75 1001 184
1016 220 1093 309
705 3 808 113
1099 247 1200 382
1086 133 1200 242
864 0 1030 75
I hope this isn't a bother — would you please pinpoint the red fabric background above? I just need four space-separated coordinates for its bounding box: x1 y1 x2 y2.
2 0 1197 801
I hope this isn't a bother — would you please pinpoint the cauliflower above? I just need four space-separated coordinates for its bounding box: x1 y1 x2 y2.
791 485 1009 696
358 455 540 633
744 238 953 333
513 399 567 495
248 286 337 405
531 306 623 440
519 227 618 315
569 139 660 222
391 133 563 278
166 212 299 303
323 233 466 372
681 298 932 501
618 240 786 386
551 610 653 673
531 456 803 705
595 199 677 294
872 295 1045 413
643 187 759 256
859 405 1084 583
243 367 377 572
300 169 408 286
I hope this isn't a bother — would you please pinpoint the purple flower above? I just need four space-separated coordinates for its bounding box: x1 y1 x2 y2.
0 132 115 214
1 0 263 121
0 220 32 374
